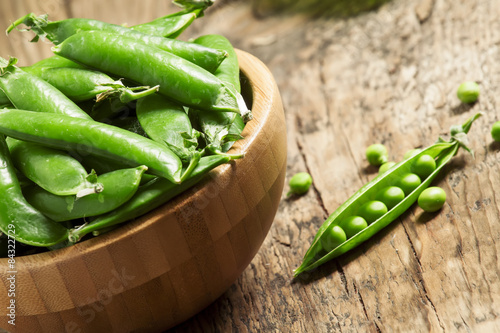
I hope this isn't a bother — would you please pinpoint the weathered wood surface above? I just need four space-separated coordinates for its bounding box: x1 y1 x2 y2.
1 0 500 332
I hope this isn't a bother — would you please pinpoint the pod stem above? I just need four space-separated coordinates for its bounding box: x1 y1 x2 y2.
95 84 159 103
180 151 201 182
68 222 88 244
118 85 160 103
236 93 253 122
6 13 52 42
0 57 17 76
204 145 245 160
75 182 104 198
173 0 215 10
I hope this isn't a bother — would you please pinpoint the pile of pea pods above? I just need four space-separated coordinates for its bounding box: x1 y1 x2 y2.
0 0 252 256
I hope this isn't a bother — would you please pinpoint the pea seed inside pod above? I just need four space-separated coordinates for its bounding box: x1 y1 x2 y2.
375 186 405 210
411 154 436 179
398 173 422 196
320 225 347 252
338 216 368 239
379 161 396 175
403 148 421 160
357 200 388 224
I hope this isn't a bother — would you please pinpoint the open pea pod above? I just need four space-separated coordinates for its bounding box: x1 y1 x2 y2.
294 113 481 276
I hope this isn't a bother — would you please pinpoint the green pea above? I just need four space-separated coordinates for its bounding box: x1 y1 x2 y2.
375 186 405 210
358 200 388 224
366 143 388 166
379 161 396 175
491 121 500 142
457 81 479 104
403 148 421 160
411 154 436 179
338 216 368 239
320 225 347 252
418 187 446 212
287 172 313 196
398 173 422 196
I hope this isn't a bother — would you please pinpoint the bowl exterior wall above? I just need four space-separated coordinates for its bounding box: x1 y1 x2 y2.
0 50 286 333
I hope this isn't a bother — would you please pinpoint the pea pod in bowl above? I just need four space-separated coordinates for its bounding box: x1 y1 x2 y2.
0 109 183 183
52 31 247 115
294 113 482 276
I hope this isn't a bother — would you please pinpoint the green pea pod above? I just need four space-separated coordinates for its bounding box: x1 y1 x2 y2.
0 56 85 105
0 91 10 106
294 113 482 276
24 166 147 222
0 109 182 183
53 31 244 114
71 113 164 182
131 7 204 38
0 56 83 106
0 134 68 247
221 114 245 153
172 0 215 11
136 94 199 163
23 66 159 103
29 54 84 69
68 155 230 243
80 153 156 186
194 34 241 93
189 34 249 157
7 14 226 73
7 138 102 197
0 57 91 120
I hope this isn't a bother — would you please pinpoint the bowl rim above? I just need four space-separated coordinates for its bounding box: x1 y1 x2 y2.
0 48 280 266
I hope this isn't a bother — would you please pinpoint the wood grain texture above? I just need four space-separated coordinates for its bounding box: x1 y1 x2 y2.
1 0 500 332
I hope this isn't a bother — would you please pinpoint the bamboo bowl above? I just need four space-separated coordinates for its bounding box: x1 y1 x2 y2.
0 50 286 332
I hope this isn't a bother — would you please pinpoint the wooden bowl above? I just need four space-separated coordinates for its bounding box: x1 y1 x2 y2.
0 49 286 332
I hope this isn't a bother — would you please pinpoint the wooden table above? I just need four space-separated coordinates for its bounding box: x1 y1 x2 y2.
1 0 500 332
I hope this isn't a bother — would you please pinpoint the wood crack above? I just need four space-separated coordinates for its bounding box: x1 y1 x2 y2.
402 223 446 331
459 313 472 333
336 262 350 296
272 234 291 247
318 56 332 130
353 281 381 332
339 125 365 184
295 132 329 219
